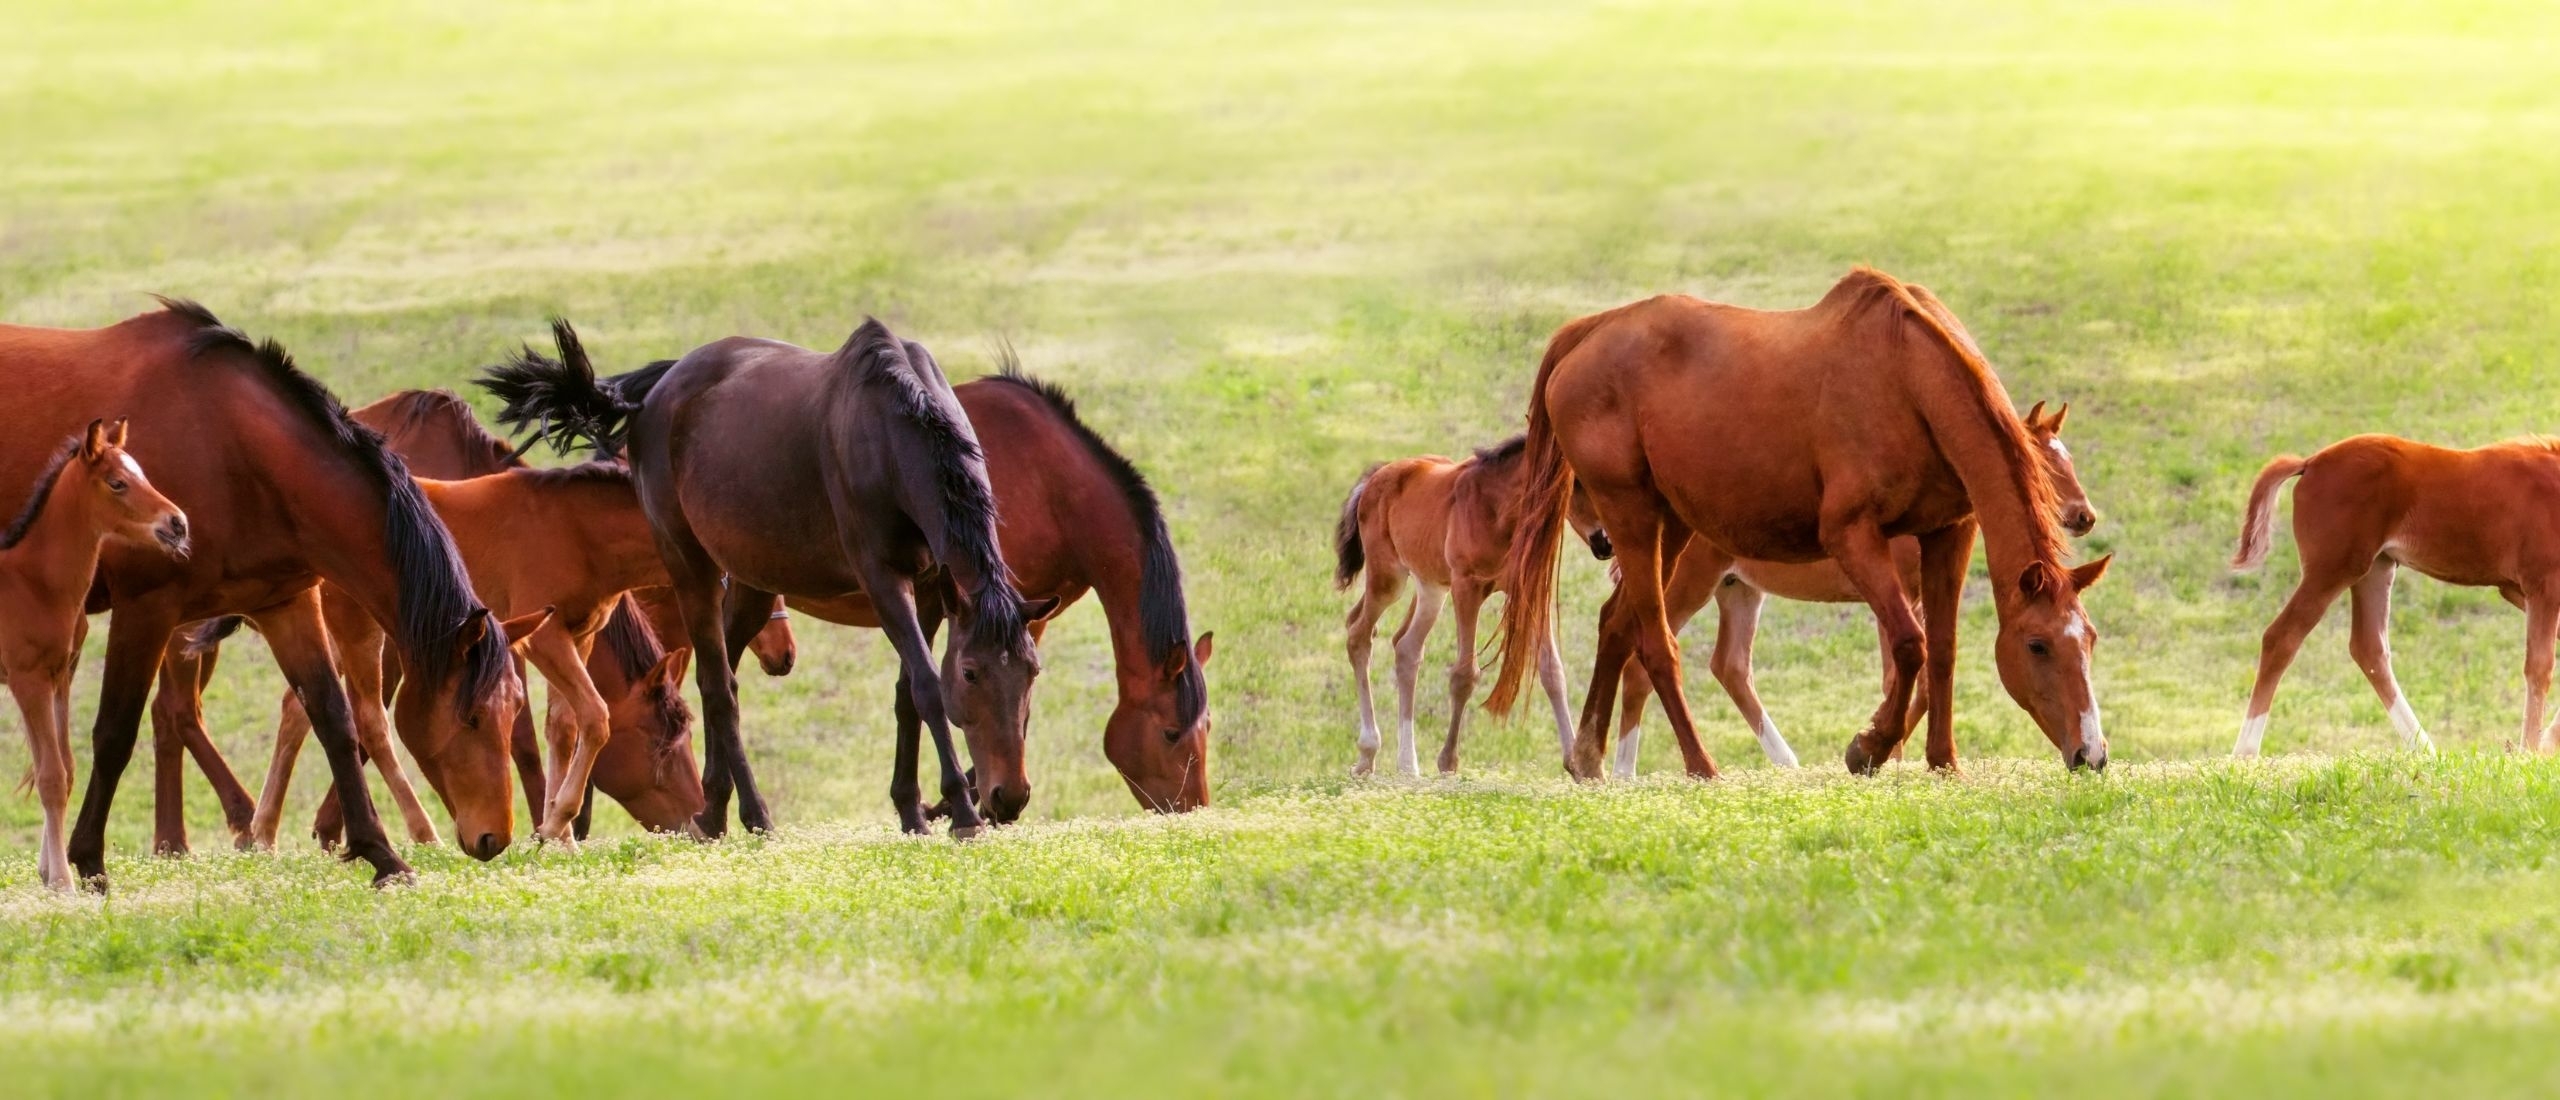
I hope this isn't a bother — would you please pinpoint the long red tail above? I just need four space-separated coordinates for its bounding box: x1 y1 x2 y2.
1484 310 1612 715
2231 455 2308 571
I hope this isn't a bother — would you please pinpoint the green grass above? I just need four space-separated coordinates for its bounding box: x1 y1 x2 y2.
7 0 2560 1093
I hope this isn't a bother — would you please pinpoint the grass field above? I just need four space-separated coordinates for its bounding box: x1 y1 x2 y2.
7 0 2560 1094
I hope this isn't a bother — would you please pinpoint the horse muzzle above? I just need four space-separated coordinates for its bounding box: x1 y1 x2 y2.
1585 530 1614 560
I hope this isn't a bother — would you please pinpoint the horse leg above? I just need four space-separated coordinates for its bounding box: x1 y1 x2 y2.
668 566 754 837
891 672 929 834
252 592 407 884
247 689 311 850
1390 582 1445 778
162 646 258 847
66 601 177 889
522 622 608 849
1707 580 1798 769
147 658 190 856
338 622 440 846
2343 559 2432 753
2236 566 2359 757
2525 593 2560 753
1595 501 1716 779
1821 519 1924 776
1436 580 1488 775
1914 521 1975 771
861 565 985 837
11 673 74 890
1345 563 1401 775
508 682 546 827
1537 617 1576 772
1569 585 1638 780
573 779 598 841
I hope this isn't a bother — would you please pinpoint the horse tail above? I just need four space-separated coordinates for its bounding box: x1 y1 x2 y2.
475 318 638 459
1485 310 1610 715
2232 455 2308 571
1333 463 1383 590
182 615 248 658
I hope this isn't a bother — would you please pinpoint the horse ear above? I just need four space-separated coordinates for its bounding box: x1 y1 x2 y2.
2023 400 2048 430
109 418 130 449
1021 595 1060 622
2017 562 2054 598
653 646 692 690
2070 554 2113 593
498 606 555 646
1193 631 1215 668
82 418 110 460
2049 402 2070 433
457 607 494 649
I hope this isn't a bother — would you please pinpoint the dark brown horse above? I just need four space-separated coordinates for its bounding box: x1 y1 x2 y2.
1489 269 2111 778
776 367 1214 816
483 318 1053 837
0 300 521 886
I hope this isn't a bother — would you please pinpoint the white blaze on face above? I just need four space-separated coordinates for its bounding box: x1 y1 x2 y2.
2065 612 2104 762
118 453 144 480
2048 438 2071 462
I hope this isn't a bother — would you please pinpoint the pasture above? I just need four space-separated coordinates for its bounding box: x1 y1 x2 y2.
6 0 2560 1093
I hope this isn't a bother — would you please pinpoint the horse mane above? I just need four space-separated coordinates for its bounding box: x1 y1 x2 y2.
1835 270 2066 565
596 595 691 759
154 296 511 712
838 319 1030 656
1470 433 1528 468
0 436 82 552
980 359 1206 725
375 389 525 471
505 460 634 489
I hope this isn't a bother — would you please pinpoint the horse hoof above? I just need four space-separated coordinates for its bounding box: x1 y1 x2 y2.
371 869 418 890
950 823 986 841
1844 740 1883 777
79 874 110 896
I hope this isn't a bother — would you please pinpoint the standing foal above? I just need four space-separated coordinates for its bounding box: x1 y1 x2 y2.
2233 435 2560 755
2 421 189 889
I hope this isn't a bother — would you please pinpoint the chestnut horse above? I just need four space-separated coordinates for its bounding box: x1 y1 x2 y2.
774 368 1215 817
1489 269 2111 778
0 301 522 886
1330 436 1608 776
483 318 1053 837
2231 436 2560 756
153 389 712 852
2 421 190 889
1609 401 2100 777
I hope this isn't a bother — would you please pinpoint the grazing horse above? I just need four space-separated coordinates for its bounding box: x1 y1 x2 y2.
775 368 1215 816
1 421 190 889
1488 269 2111 779
1609 402 2100 777
1329 437 1609 777
633 584 797 679
482 318 1053 837
0 300 522 886
154 389 708 852
2230 436 2560 755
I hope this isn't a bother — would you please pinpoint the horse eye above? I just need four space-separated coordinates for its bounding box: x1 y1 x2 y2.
1163 727 1184 744
2026 640 2051 658
107 480 128 493
961 668 979 684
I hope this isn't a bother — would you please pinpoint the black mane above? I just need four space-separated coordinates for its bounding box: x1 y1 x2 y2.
596 595 691 760
980 361 1207 728
0 436 83 552
157 297 510 714
1471 433 1528 467
841 319 1031 656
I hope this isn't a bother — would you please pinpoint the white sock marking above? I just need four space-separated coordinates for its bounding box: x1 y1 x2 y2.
1757 717 1799 768
2235 713 2269 758
2386 696 2433 752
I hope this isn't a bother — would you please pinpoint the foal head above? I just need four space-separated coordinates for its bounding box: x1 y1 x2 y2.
942 583 1061 825
2024 402 2097 538
55 419 191 559
594 646 705 834
391 605 550 859
1992 556 2114 771
748 612 797 676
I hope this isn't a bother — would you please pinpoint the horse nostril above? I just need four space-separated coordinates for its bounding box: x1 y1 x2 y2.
1588 532 1614 560
470 832 506 861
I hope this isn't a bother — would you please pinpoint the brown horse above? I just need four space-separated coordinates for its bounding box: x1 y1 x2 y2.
483 318 1054 837
774 367 1215 817
633 584 797 679
1489 269 2111 779
2230 436 2560 756
1330 437 1608 776
1608 402 2100 776
2 421 190 889
0 300 522 886
154 389 710 852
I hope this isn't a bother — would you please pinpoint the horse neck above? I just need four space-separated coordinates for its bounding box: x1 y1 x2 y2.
1899 335 2062 594
0 471 107 610
427 473 666 601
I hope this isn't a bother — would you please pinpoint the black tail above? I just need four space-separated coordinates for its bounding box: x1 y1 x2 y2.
182 615 249 657
477 318 636 458
1333 464 1380 590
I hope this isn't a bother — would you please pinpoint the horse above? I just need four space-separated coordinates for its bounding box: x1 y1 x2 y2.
1488 269 2111 779
632 584 797 679
482 318 1054 837
770 366 1214 816
2230 435 2560 756
1608 401 2100 777
0 300 522 886
151 389 709 853
1 421 190 889
1329 436 1610 777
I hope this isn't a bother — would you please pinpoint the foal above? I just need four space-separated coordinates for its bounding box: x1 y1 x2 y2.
1332 436 1609 776
1609 402 2098 777
2 420 189 889
2232 435 2560 755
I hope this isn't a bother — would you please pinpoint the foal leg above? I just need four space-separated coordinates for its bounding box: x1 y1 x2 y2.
337 625 441 845
148 665 191 856
1823 519 1924 776
2524 593 2560 753
12 673 74 890
159 646 258 847
508 687 546 826
1536 619 1577 772
2344 560 2433 753
1390 582 1446 778
1705 580 1799 769
1436 580 1488 775
1345 564 1402 776
522 622 610 849
249 691 311 850
2235 564 2360 757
